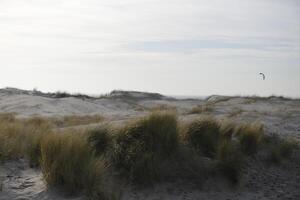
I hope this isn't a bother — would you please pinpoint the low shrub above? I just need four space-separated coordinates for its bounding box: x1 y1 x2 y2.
184 117 220 158
113 111 178 184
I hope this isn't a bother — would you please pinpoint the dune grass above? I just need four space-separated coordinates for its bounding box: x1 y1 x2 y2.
0 113 109 199
0 113 51 163
50 115 104 127
268 137 298 164
87 127 113 156
183 117 221 158
113 111 179 184
235 123 264 155
189 104 214 114
216 140 243 183
183 117 266 183
0 111 298 195
149 104 177 112
40 131 106 197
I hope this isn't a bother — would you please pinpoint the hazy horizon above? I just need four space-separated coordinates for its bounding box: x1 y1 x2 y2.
1 0 299 97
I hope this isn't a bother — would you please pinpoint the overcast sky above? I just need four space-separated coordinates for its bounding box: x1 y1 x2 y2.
0 0 299 97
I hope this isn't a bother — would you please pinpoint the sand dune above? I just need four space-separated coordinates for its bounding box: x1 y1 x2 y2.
0 88 300 200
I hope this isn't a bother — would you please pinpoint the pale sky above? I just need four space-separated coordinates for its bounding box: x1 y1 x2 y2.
0 0 299 97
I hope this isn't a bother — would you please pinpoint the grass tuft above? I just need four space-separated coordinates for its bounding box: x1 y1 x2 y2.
184 117 220 158
113 111 178 184
269 138 298 164
51 115 104 128
189 104 214 114
216 140 243 183
40 131 107 197
88 127 113 156
236 123 264 155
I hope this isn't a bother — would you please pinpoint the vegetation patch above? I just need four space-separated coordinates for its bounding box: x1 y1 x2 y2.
149 104 177 112
216 140 243 183
183 117 221 158
50 115 104 128
40 131 107 197
88 127 113 156
0 112 298 196
113 111 178 184
189 104 214 114
236 123 264 155
268 138 298 164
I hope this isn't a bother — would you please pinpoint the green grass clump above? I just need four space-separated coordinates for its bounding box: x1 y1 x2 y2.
216 140 243 183
40 132 106 196
88 127 112 156
184 117 220 158
236 123 264 155
113 111 178 184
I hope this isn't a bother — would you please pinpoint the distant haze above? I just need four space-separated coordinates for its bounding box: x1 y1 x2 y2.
0 0 299 97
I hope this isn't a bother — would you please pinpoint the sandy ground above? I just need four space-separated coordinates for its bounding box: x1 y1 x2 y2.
0 88 300 200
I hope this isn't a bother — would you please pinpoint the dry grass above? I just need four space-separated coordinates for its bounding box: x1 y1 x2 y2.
219 120 236 140
268 138 298 164
183 117 220 158
0 113 110 199
40 131 107 197
0 113 51 163
50 115 104 128
189 104 214 114
227 108 243 118
216 140 243 183
149 104 177 112
236 123 264 155
87 127 113 156
113 111 179 184
0 111 297 193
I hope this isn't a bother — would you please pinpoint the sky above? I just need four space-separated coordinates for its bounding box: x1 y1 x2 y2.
0 0 299 97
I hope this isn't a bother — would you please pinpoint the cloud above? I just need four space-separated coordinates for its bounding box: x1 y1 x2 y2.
0 0 299 96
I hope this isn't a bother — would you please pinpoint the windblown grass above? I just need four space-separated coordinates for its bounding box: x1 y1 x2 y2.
113 111 178 184
50 115 104 128
0 111 297 193
216 140 243 183
268 137 298 164
183 117 220 158
40 131 107 197
88 127 113 156
236 123 264 155
189 104 214 114
0 114 51 163
149 104 177 112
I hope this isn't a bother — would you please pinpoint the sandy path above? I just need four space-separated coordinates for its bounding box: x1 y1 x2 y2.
0 160 86 200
